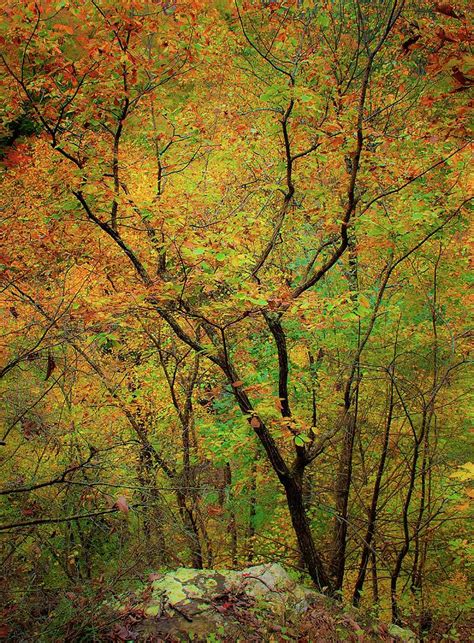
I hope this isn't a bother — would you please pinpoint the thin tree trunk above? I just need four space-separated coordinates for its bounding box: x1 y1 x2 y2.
247 452 258 563
225 461 238 566
371 546 379 604
176 490 203 569
390 422 422 625
195 504 213 567
330 410 357 591
138 443 168 564
353 376 395 606
330 237 360 591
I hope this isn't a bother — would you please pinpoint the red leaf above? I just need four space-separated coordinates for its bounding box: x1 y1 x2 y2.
435 3 462 19
435 27 456 43
231 380 243 387
207 504 223 516
45 352 56 380
250 416 261 429
402 34 421 54
115 496 129 514
4 142 32 167
451 66 473 87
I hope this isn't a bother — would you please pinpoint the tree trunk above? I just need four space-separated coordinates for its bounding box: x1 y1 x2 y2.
138 443 168 564
247 453 257 562
330 412 357 591
225 461 238 566
176 490 203 569
353 379 394 606
284 476 332 591
371 547 379 604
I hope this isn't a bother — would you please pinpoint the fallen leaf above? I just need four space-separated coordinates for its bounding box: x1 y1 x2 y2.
148 573 162 582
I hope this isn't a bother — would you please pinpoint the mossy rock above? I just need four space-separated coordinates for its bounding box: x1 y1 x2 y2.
134 564 314 640
111 563 418 642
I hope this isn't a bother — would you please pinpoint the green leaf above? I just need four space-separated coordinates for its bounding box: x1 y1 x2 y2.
316 12 330 28
62 201 78 211
201 261 213 274
294 435 310 447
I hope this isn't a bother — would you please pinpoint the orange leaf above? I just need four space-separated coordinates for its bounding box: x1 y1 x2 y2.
250 416 261 428
330 135 345 147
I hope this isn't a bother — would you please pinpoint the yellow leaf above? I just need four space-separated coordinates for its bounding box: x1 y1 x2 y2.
451 462 474 481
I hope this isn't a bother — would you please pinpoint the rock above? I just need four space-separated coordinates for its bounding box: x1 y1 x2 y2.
388 623 418 641
135 563 316 640
110 564 420 641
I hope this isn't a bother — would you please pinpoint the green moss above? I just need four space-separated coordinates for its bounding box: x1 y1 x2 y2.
388 623 417 641
173 568 203 583
144 603 161 617
152 577 188 604
183 583 201 597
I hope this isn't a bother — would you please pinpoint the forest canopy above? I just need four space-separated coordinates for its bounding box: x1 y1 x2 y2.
0 0 472 640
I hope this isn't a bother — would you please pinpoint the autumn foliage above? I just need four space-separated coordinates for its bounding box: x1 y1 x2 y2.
0 0 472 639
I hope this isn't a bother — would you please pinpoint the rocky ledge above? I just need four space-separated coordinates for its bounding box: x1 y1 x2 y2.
108 563 416 641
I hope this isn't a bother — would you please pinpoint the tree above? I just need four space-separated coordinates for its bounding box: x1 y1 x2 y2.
0 1 472 635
